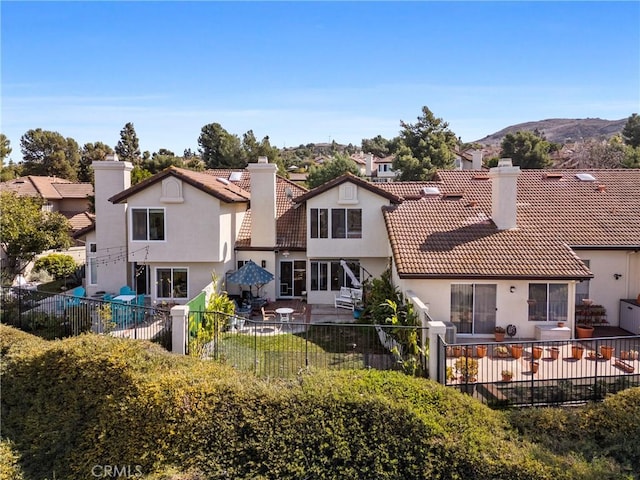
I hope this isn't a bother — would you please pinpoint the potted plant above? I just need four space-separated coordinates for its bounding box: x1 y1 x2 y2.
531 346 543 360
548 346 560 360
494 326 506 342
599 345 615 360
571 344 585 360
455 357 479 394
530 361 540 374
494 345 509 358
476 344 488 358
501 369 513 382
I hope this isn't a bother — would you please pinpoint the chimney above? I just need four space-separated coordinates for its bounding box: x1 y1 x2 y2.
364 153 373 177
488 158 520 230
247 156 277 247
471 150 483 170
91 153 133 292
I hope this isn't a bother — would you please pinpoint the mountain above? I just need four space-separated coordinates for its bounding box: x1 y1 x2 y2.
474 118 627 145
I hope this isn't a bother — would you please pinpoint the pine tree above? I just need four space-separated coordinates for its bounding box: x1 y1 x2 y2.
115 122 141 166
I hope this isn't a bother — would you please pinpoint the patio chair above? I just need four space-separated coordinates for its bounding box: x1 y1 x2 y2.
119 285 135 296
261 307 276 322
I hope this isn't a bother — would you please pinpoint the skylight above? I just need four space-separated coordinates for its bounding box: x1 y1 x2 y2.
229 171 243 182
422 186 440 196
576 173 596 182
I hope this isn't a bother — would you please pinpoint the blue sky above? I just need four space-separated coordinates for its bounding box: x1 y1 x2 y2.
2 1 639 159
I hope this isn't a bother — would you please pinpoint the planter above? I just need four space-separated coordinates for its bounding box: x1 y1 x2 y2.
531 346 543 360
501 373 513 382
451 346 463 357
548 347 560 360
575 325 594 339
476 345 488 358
530 361 539 374
599 345 615 360
510 344 523 359
620 350 629 360
459 379 477 395
353 308 363 319
572 345 585 360
557 321 565 327
495 331 505 342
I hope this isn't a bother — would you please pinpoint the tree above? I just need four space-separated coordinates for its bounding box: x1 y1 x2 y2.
621 113 640 148
34 253 77 280
79 142 114 183
0 133 12 163
0 191 72 284
198 123 244 168
144 148 184 174
115 122 141 166
500 130 553 169
573 137 626 169
20 129 80 180
306 154 361 189
393 106 458 180
361 135 392 158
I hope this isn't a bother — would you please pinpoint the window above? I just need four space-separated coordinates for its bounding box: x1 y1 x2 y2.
311 260 360 291
450 284 496 334
88 243 97 285
310 208 328 238
132 208 165 241
575 260 590 304
156 268 188 299
529 283 568 322
331 208 362 239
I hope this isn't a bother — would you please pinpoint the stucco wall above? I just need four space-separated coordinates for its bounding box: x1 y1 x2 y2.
306 183 390 258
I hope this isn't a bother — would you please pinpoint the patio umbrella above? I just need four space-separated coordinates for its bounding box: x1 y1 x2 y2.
227 260 274 296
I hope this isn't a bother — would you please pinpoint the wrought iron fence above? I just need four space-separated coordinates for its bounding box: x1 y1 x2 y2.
439 336 640 407
1 286 172 350
187 309 428 378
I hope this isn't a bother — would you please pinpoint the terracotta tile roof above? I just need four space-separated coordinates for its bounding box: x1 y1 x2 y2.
236 176 308 250
382 198 592 279
0 176 93 200
434 169 640 248
294 173 403 204
109 167 251 204
62 211 95 233
382 168 640 279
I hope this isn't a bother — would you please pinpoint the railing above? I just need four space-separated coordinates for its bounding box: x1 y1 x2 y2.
187 309 428 378
439 336 640 407
1 286 172 350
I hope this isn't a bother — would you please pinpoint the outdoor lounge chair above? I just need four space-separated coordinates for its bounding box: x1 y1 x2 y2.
261 307 276 322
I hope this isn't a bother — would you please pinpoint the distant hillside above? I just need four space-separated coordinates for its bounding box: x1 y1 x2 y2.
475 118 627 145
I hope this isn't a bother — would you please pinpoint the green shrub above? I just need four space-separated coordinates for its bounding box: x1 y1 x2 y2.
33 253 77 281
2 325 638 480
0 439 25 480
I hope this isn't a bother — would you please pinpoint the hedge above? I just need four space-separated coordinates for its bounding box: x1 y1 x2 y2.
1 325 636 480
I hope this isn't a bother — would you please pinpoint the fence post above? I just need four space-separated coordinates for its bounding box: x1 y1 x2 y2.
171 305 189 355
427 321 447 382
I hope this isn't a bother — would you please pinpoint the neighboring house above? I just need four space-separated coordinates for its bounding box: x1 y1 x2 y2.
0 175 94 237
378 162 640 339
84 154 640 341
452 148 483 170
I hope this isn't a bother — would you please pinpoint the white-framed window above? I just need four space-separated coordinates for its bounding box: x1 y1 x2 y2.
331 208 362 239
310 260 360 291
310 208 329 238
132 208 165 241
528 283 568 322
88 242 98 285
156 267 188 299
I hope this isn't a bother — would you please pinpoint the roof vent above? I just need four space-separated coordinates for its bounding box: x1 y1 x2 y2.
472 174 489 180
544 172 563 179
576 173 596 182
216 177 230 185
442 192 464 200
229 171 243 182
421 186 440 196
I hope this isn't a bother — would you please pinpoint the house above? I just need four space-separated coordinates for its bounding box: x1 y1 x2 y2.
0 175 94 236
84 153 640 341
378 162 640 339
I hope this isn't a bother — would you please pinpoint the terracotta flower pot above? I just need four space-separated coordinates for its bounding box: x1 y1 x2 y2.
572 345 585 360
495 332 505 342
531 361 539 374
532 346 543 360
451 346 463 357
620 350 629 360
576 325 594 339
510 344 523 359
476 345 488 358
600 345 615 360
548 347 560 360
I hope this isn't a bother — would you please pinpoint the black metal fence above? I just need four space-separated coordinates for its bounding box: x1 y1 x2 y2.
439 336 640 407
1 287 172 350
187 309 428 378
